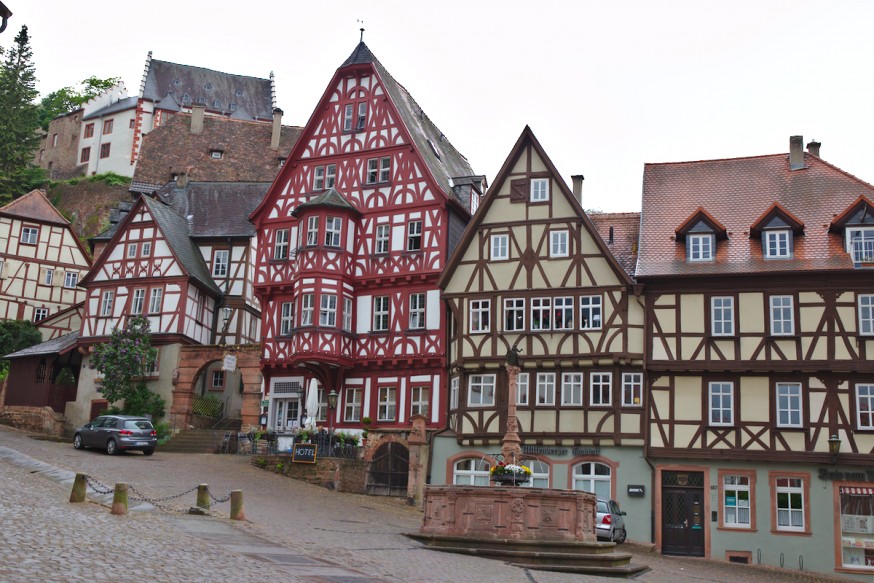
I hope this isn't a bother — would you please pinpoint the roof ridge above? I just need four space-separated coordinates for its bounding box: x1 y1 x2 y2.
150 58 270 83
645 152 787 167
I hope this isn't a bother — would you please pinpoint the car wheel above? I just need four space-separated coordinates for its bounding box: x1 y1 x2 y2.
73 434 84 450
615 528 627 544
106 439 118 455
143 448 155 456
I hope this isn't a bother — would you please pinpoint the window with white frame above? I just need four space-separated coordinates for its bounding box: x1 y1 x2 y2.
280 302 294 335
366 158 379 184
100 290 114 316
127 243 137 258
590 373 612 406
34 308 48 322
530 178 549 202
856 384 874 429
468 374 495 406
131 289 146 314
516 372 529 405
317 388 328 422
562 372 583 405
775 477 805 531
504 298 525 331
343 297 353 332
723 475 751 528
453 458 491 486
450 376 459 409
688 233 714 261
550 230 569 257
410 385 429 417
491 234 509 260
356 102 367 130
325 164 337 189
343 104 354 131
375 224 390 254
536 372 555 406
344 388 361 421
43 268 53 286
470 299 490 333
622 372 643 406
709 382 734 426
300 293 314 326
379 156 391 182
212 370 224 388
711 296 735 336
409 293 425 330
319 294 337 327
531 297 551 331
554 297 574 330
314 166 325 190
141 241 151 257
213 250 229 277
21 227 38 245
770 295 794 335
522 460 550 489
373 296 389 332
859 295 874 336
847 227 874 263
776 382 802 428
580 295 602 330
764 230 791 259
274 229 289 260
64 271 78 289
378 386 397 421
573 462 612 499
325 217 342 247
306 216 319 246
148 288 162 314
407 220 422 251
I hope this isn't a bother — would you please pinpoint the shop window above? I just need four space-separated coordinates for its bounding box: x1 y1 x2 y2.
839 486 874 569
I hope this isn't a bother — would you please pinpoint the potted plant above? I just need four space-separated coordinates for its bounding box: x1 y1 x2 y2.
489 462 532 485
361 416 372 445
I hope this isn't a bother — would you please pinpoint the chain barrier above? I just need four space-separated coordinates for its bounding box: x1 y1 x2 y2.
208 488 233 504
82 475 234 513
83 475 115 495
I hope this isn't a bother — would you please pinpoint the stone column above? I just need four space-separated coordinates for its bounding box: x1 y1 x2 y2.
407 414 429 507
502 358 522 465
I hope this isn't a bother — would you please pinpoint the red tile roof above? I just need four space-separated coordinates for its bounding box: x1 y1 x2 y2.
589 212 640 276
0 190 70 226
638 152 874 277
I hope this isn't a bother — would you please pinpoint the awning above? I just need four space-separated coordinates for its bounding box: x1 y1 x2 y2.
840 486 874 495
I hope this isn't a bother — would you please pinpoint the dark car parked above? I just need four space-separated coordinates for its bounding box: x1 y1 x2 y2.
73 415 157 455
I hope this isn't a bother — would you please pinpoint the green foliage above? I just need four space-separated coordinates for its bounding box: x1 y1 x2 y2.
255 458 267 468
88 172 130 187
89 315 160 413
37 75 121 130
153 421 171 445
54 367 76 385
275 462 285 472
122 384 166 419
0 319 43 376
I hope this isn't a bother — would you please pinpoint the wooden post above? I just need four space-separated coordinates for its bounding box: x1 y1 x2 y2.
230 489 244 520
196 484 210 510
111 483 128 515
69 473 87 503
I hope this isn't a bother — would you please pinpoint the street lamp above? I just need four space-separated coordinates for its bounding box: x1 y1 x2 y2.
327 389 338 451
828 434 842 464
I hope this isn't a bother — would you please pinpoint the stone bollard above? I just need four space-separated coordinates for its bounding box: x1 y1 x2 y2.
111 483 128 516
230 489 244 520
69 473 87 503
196 484 210 511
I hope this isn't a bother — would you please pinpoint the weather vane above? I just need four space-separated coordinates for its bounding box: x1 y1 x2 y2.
357 19 365 42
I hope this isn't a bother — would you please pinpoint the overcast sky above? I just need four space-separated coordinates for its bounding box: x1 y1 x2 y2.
5 0 874 212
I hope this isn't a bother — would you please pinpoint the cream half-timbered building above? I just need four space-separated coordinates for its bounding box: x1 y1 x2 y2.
435 127 647 540
251 42 483 453
637 136 874 579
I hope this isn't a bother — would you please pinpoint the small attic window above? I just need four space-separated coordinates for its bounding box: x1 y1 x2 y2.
763 229 791 259
278 157 287 168
213 99 222 108
688 233 714 262
427 138 442 160
173 79 180 85
229 103 237 111
182 94 191 104
210 150 224 159
197 97 206 104
204 83 213 91
235 90 243 96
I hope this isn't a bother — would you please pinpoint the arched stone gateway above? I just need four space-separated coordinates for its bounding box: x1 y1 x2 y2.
171 344 263 429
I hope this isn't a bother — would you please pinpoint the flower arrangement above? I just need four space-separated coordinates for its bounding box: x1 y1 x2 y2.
490 462 532 477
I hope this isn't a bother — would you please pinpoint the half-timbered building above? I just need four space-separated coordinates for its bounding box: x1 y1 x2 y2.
637 136 874 579
435 127 647 540
250 41 484 459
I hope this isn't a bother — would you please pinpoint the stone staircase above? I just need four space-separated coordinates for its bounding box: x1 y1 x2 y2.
160 420 242 454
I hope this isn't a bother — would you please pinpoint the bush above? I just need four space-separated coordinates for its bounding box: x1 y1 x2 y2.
122 384 166 419
153 421 171 444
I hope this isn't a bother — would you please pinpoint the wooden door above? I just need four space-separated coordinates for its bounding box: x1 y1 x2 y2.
366 442 409 496
662 472 705 556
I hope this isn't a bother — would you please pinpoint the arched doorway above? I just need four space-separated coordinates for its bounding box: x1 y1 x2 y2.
367 441 409 496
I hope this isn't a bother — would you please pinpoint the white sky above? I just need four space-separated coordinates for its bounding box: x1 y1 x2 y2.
5 0 874 212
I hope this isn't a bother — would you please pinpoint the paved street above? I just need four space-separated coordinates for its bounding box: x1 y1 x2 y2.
0 425 856 583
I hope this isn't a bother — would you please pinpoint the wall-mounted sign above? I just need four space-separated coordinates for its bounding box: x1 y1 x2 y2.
627 485 645 497
222 353 237 372
292 443 317 464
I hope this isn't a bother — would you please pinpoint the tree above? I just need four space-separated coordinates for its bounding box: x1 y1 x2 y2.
0 319 43 378
0 25 43 201
89 316 164 418
37 75 121 130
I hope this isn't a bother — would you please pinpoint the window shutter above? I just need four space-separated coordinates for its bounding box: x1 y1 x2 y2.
53 271 63 287
39 267 47 284
510 178 529 202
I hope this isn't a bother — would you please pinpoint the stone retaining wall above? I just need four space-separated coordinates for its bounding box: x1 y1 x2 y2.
0 406 65 436
251 454 367 494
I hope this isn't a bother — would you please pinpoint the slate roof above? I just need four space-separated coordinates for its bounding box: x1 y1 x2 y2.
82 96 138 120
6 331 79 359
0 189 70 225
155 181 270 238
638 150 874 278
589 212 640 277
292 188 359 217
131 113 301 193
142 59 274 121
91 200 133 243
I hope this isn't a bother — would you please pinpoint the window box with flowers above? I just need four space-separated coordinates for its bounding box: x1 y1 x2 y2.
490 462 532 485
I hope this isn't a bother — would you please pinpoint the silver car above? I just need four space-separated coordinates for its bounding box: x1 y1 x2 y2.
73 415 157 456
595 499 627 543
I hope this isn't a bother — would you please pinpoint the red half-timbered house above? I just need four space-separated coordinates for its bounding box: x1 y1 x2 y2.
251 42 484 450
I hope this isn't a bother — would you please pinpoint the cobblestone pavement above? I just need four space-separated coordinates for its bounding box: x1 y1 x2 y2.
0 425 857 583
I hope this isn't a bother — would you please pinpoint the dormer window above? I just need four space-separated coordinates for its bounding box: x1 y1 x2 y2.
210 150 223 159
847 227 874 263
764 229 791 259
750 203 803 260
688 233 714 262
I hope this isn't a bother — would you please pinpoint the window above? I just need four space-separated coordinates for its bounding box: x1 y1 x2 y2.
84 123 94 138
212 250 229 277
210 150 223 159
211 370 224 388
764 230 791 258
317 388 328 422
379 156 391 182
562 373 583 405
100 290 114 316
325 217 342 247
343 103 354 131
377 387 397 421
411 386 429 417
141 242 151 257
516 372 529 405
622 373 643 406
536 373 555 406
129 119 136 129
80 147 90 164
35 360 47 382
300 293 314 326
590 372 612 406
453 458 490 486
531 298 551 331
856 384 874 429
775 476 805 531
43 269 53 286
709 382 734 426
326 164 336 189
375 224 390 254
504 298 525 331
847 227 874 263
372 296 390 332
711 296 735 336
688 233 714 262
491 234 508 260
722 474 752 528
366 157 389 184
319 294 337 327
580 295 602 330
573 462 612 499
306 216 319 246
148 288 162 314
530 178 549 202
274 229 289 260
51 134 58 147
554 297 574 330
776 382 802 428
522 460 550 489
34 308 48 322
280 302 294 335
450 376 459 409
409 293 425 330
468 374 495 406
366 158 379 184
103 119 113 134
64 272 78 288
407 220 422 251
131 289 146 314
343 297 353 332
100 143 111 158
859 295 874 336
314 166 325 190
770 296 794 335
838 487 874 568
344 388 362 421
356 102 367 130
127 243 137 258
469 299 490 333
21 227 38 245
550 230 568 257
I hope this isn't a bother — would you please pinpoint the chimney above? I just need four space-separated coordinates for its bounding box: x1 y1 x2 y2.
807 139 821 158
177 172 189 188
789 135 804 170
191 104 205 135
271 107 283 150
571 174 585 203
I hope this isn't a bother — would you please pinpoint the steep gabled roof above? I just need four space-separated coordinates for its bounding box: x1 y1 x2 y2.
589 212 641 277
1 189 71 226
155 181 270 238
674 208 728 241
749 202 804 238
82 96 139 120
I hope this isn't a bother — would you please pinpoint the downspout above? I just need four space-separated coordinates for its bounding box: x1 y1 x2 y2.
635 288 657 546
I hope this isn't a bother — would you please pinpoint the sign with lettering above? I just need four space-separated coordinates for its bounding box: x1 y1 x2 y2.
627 485 646 497
222 353 237 372
292 443 317 464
